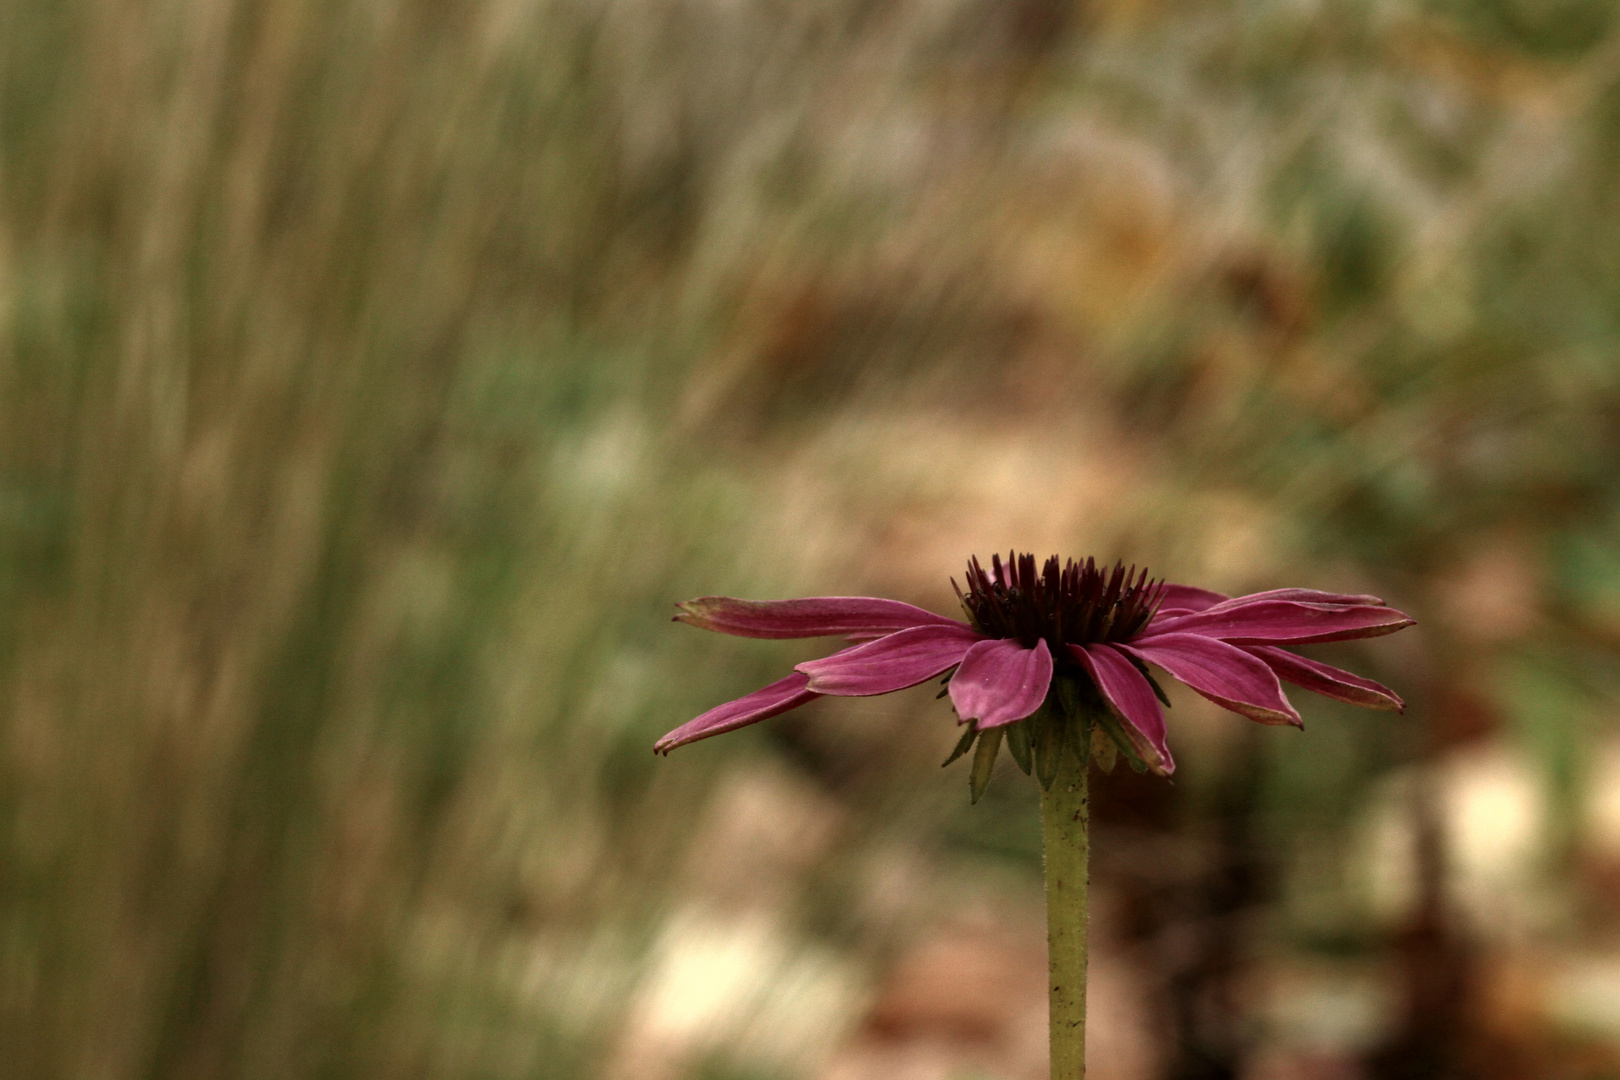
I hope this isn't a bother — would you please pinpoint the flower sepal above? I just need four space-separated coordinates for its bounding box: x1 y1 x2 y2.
1031 700 1070 790
1091 702 1151 775
945 675 1160 796
944 688 1086 797
1005 718 1033 775
941 721 980 768
943 718 1021 803
970 727 1004 804
1028 680 1095 789
1090 724 1118 773
1057 673 1154 777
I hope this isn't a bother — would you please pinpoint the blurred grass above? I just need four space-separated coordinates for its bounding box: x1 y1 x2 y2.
0 2 730 1075
4 0 1620 1078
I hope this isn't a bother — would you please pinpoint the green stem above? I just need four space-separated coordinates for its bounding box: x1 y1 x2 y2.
1041 740 1089 1079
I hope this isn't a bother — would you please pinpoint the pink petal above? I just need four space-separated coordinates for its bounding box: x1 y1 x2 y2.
675 596 966 639
1142 601 1415 645
1247 646 1405 712
1119 633 1302 727
797 623 983 696
655 671 820 753
1070 644 1174 775
1204 587 1386 610
947 639 1054 728
1158 584 1230 612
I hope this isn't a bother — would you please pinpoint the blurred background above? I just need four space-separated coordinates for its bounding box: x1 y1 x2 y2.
3 0 1620 1077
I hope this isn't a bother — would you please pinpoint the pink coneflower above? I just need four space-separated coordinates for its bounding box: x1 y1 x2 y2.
656 553 1413 777
657 553 1414 1080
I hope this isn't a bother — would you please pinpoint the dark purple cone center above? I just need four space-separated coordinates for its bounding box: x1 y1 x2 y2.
954 553 1164 653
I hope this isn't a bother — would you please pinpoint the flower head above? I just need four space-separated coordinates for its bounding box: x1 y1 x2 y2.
656 554 1414 783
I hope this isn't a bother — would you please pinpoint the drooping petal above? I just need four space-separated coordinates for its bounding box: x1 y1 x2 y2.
675 596 966 639
1070 644 1174 775
1158 584 1230 612
797 623 983 696
948 638 1054 728
1142 601 1415 646
1247 645 1406 712
1203 588 1387 610
1119 633 1302 726
655 671 820 753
